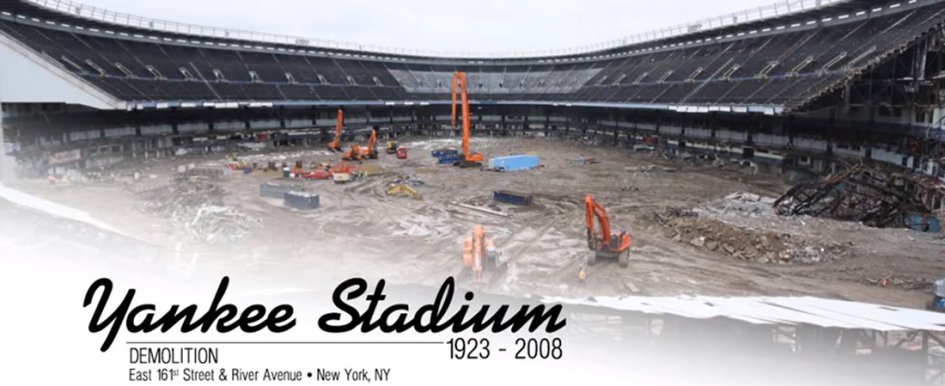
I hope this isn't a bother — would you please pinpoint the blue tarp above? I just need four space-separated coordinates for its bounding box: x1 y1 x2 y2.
489 155 540 171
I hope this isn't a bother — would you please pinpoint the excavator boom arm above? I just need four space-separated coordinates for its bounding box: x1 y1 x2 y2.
451 71 474 162
329 109 344 149
585 194 613 245
367 129 377 153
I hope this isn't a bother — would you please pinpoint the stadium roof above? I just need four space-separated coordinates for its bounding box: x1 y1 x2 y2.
7 0 903 60
0 0 941 112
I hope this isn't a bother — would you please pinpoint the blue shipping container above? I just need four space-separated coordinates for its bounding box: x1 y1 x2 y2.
437 153 462 164
431 148 458 158
489 155 540 172
494 190 533 206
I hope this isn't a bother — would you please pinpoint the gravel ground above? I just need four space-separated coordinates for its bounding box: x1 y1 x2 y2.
13 136 945 308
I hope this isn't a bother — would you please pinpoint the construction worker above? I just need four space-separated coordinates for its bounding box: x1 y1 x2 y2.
578 266 587 285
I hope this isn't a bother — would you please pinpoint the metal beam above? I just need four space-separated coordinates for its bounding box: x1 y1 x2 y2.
0 102 4 183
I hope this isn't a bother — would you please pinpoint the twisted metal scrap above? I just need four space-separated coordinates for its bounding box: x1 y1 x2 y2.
774 164 932 228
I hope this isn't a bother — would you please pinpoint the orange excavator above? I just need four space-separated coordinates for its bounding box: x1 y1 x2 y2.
342 129 378 161
585 194 631 267
364 129 378 159
462 225 499 284
451 71 484 168
327 109 344 152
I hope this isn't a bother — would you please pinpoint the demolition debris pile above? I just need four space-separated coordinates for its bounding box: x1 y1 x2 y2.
650 192 852 264
774 164 938 229
137 177 259 243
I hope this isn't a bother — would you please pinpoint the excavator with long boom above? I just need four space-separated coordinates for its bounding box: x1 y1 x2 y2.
327 109 344 152
451 71 484 168
585 194 631 267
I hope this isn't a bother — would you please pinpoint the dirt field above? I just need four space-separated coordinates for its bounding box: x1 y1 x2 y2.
14 136 945 308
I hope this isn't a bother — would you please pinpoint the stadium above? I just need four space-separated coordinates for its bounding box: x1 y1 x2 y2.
2 0 945 295
2 0 945 383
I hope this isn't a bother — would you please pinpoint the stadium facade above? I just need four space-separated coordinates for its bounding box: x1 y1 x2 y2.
0 0 943 190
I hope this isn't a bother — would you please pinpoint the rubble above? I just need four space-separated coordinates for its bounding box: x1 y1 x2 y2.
650 207 851 265
699 192 777 217
624 165 676 173
137 177 259 243
388 175 425 188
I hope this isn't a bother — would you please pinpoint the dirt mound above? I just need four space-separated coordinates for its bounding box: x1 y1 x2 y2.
666 217 852 264
646 202 852 265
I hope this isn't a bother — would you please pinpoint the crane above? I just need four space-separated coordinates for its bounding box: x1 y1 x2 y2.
327 109 344 152
585 194 631 267
451 71 484 168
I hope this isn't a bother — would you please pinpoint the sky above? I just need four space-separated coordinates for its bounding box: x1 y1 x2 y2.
74 0 770 55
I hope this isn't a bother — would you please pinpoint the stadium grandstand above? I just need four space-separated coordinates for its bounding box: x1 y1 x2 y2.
0 0 943 184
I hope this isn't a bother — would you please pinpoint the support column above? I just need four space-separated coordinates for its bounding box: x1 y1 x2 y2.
0 103 10 183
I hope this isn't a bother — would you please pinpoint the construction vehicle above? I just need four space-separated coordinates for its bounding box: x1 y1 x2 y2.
386 141 399 154
342 129 378 161
396 147 408 160
450 71 484 168
327 109 344 152
302 170 332 180
462 225 500 284
585 194 632 267
364 129 378 159
331 161 353 184
342 146 362 162
386 184 422 200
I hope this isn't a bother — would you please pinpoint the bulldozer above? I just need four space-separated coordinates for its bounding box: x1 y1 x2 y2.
585 194 632 267
386 184 422 200
450 71 484 168
462 225 500 284
386 141 399 154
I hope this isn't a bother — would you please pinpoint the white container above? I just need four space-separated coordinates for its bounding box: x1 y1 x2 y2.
935 279 945 297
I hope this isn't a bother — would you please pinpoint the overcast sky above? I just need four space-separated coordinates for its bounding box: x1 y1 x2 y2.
75 0 770 54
